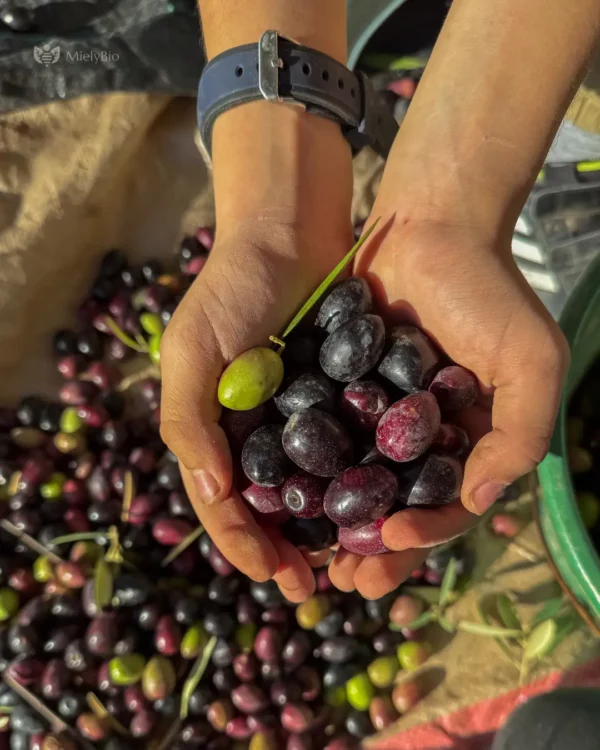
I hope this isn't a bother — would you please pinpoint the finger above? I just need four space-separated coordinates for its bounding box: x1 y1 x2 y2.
354 549 429 600
462 318 568 515
270 533 316 603
181 467 278 582
328 548 363 592
382 501 478 551
303 549 333 568
160 288 232 505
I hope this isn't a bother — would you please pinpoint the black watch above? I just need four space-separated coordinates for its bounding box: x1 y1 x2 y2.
197 30 398 160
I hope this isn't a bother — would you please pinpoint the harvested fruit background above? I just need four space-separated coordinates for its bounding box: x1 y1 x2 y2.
0 92 599 749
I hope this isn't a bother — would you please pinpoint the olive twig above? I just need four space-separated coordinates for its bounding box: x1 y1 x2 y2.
0 519 63 565
116 364 161 392
104 316 148 353
180 635 217 719
161 526 205 568
86 692 132 737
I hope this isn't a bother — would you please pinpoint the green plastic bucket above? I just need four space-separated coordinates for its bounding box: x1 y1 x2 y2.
537 253 600 633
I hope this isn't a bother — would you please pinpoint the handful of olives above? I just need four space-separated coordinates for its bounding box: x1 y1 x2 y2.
218 224 478 556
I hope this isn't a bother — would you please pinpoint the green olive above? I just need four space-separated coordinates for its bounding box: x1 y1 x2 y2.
295 595 330 630
60 407 83 435
345 672 375 712
109 654 146 685
397 641 431 671
33 556 54 583
367 655 399 688
218 347 284 411
40 472 66 501
324 686 347 707
235 623 257 653
142 655 177 701
180 622 208 659
0 588 20 621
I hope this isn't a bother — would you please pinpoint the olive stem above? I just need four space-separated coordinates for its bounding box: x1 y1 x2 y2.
116 364 161 392
87 692 132 737
121 470 135 523
161 525 205 568
154 718 183 750
0 519 63 565
180 635 218 719
104 316 149 353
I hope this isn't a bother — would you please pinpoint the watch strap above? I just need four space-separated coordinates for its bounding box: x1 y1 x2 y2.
197 31 398 159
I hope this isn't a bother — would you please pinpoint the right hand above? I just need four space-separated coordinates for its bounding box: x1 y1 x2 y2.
160 217 352 601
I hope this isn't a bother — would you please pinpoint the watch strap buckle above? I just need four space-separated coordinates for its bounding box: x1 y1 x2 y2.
258 30 303 106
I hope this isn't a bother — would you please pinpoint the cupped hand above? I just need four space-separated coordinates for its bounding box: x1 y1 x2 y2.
160 218 352 602
330 216 569 598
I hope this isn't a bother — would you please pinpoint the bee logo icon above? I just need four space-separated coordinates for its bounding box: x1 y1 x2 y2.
34 44 60 66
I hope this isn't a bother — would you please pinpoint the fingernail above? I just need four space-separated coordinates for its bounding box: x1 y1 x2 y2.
471 482 507 515
192 469 221 504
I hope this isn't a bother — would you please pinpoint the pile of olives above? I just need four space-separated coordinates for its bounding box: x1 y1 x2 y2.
220 275 477 556
0 228 471 749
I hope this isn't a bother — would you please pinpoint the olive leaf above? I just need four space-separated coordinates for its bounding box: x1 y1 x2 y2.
161 526 205 568
180 635 217 719
529 596 565 629
279 219 380 341
104 316 148 353
457 621 522 639
524 619 557 662
439 557 458 607
94 559 114 609
50 531 106 545
534 611 580 661
496 594 521 631
86 692 131 737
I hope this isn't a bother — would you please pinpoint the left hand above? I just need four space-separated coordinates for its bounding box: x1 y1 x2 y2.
329 213 569 598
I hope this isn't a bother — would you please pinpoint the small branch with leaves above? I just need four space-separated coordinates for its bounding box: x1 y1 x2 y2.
391 558 583 683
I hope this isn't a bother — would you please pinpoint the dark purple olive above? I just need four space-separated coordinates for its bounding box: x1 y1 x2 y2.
271 681 302 707
254 627 281 662
345 710 373 739
130 710 157 738
208 576 240 606
324 465 398 529
282 473 328 519
154 615 181 656
232 653 258 682
262 607 289 625
242 484 284 514
15 597 49 628
246 711 279 734
225 716 252 740
124 684 148 713
137 602 162 631
44 625 80 656
250 581 283 608
152 518 194 546
281 702 314 734
237 594 260 625
64 640 91 672
57 691 87 720
168 491 195 519
403 454 463 507
187 686 216 716
341 380 390 431
212 667 237 693
261 661 283 682
113 574 152 607
51 594 82 619
343 609 366 637
211 638 237 668
114 627 139 656
378 325 441 393
372 629 405 654
316 278 373 334
41 658 70 700
241 425 291 487
204 611 235 639
179 719 212 745
288 734 315 750
282 516 337 551
323 662 360 689
315 611 344 639
275 372 336 417
318 637 359 663
282 632 311 671
207 544 235 577
231 683 270 714
296 665 321 701
8 625 38 657
173 596 202 626
282 409 353 477
97 662 119 696
7 656 44 686
319 315 385 383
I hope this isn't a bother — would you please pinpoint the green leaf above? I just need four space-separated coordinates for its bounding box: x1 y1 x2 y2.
180 635 217 719
457 621 523 639
104 316 148 353
524 619 557 662
50 532 106 545
496 594 522 631
540 612 580 659
280 219 380 340
438 615 455 633
404 610 438 630
530 596 565 629
440 558 458 607
162 526 205 568
94 559 114 609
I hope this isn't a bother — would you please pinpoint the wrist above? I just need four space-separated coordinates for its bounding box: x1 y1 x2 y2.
212 101 353 244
